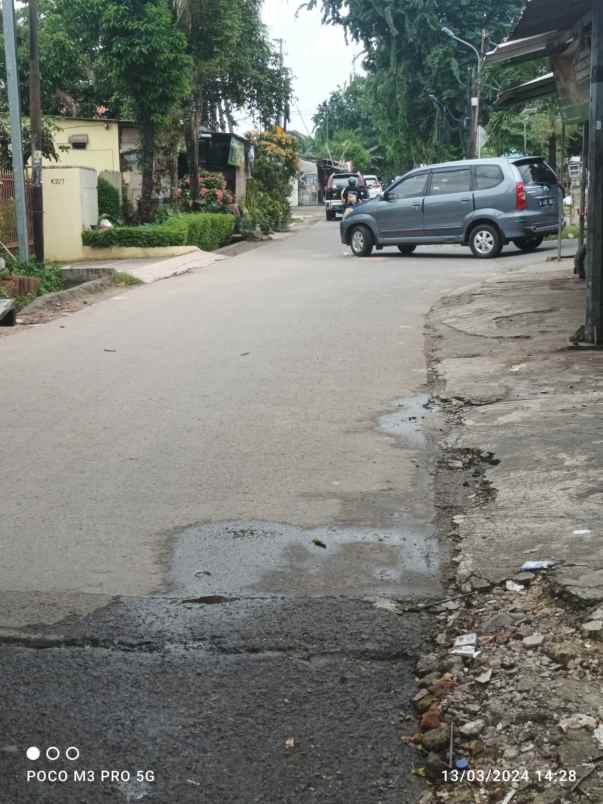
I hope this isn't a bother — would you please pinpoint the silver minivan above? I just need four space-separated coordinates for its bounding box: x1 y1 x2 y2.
340 157 561 259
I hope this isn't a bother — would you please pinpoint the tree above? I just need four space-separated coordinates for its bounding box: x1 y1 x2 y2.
306 0 528 173
100 0 191 220
175 0 292 204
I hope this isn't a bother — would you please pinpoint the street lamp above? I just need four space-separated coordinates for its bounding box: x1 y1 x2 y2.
442 25 483 159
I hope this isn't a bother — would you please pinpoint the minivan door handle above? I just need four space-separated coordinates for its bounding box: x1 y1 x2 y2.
411 201 422 208
460 198 471 204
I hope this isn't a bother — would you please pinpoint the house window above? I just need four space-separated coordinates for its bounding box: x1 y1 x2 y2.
69 134 89 150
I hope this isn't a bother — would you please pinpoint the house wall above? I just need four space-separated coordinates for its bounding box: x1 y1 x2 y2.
43 166 98 261
48 118 121 174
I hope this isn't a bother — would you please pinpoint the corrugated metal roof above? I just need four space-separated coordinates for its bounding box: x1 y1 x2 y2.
511 0 591 40
486 32 556 65
496 73 556 106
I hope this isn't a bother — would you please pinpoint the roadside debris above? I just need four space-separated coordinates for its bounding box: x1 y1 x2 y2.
412 574 603 801
312 538 327 549
519 560 558 572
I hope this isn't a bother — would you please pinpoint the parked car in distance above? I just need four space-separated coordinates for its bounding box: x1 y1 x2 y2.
340 157 561 258
364 174 383 199
325 172 366 220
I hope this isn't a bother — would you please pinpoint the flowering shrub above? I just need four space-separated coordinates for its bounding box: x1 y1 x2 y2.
178 171 235 212
243 128 298 235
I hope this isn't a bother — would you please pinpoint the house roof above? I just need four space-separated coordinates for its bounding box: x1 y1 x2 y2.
486 32 558 65
496 72 557 107
510 0 591 41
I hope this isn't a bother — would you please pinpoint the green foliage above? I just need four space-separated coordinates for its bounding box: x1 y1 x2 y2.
0 117 59 171
308 0 538 174
177 0 292 129
186 213 235 251
242 179 289 235
241 128 297 234
7 259 64 295
82 213 234 251
178 171 235 212
97 178 121 222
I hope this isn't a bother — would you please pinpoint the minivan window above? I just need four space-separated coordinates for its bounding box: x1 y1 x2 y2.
332 176 356 189
515 160 558 186
429 169 472 196
388 173 427 199
475 165 503 190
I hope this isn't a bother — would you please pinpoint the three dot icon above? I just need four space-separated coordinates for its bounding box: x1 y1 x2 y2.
26 746 79 761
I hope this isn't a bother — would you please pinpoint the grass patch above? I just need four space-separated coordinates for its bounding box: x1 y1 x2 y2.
113 272 143 286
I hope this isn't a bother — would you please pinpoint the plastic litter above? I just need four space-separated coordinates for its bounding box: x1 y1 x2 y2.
573 529 592 536
455 758 470 770
451 645 480 658
520 560 558 572
453 633 477 648
505 580 525 593
450 634 480 658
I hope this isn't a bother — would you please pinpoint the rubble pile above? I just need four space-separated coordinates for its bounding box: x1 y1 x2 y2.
412 573 603 803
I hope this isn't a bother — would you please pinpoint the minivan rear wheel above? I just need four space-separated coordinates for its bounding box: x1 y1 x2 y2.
513 236 543 253
349 225 374 257
469 223 503 259
397 245 416 256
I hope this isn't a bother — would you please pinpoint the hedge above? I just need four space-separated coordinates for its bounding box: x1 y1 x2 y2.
82 213 235 252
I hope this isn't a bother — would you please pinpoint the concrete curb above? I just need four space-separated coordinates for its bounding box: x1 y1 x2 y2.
18 273 115 318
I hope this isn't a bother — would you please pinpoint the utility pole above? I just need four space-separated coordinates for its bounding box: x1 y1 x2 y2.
585 1 603 343
29 0 44 262
274 38 287 130
442 26 482 159
2 0 29 262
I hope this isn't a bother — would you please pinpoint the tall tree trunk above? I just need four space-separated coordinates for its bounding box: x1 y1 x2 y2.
186 98 200 209
139 116 156 222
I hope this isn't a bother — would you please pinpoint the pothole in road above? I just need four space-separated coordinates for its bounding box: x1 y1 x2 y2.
166 519 442 601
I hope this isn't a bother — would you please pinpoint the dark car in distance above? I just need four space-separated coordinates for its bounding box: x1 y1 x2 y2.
340 157 561 259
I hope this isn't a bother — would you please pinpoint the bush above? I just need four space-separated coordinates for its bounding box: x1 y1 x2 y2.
82 212 235 251
242 179 289 235
186 214 235 251
97 178 121 222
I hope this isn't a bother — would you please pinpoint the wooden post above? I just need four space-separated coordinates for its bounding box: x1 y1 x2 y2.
578 121 589 259
585 2 603 343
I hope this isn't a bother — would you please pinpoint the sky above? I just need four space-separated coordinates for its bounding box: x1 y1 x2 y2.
237 0 360 136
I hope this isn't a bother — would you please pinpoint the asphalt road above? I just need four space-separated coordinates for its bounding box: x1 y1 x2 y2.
0 218 560 803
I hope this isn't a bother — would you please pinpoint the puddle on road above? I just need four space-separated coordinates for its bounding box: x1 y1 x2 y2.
165 392 442 602
166 519 441 600
376 393 432 450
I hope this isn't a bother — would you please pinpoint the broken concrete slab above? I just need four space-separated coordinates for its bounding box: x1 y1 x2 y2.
126 249 224 284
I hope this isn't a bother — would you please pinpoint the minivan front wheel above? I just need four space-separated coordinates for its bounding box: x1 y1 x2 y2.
349 225 374 257
513 236 543 253
469 223 503 259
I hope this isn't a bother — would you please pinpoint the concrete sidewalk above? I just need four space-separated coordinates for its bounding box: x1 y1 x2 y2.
417 256 603 803
70 247 223 284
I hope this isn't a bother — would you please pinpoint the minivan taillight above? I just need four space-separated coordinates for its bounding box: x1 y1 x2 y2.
515 181 527 210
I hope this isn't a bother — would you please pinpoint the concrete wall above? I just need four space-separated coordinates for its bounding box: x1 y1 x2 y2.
48 118 121 174
44 166 98 261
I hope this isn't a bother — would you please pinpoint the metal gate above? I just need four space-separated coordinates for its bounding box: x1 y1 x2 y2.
0 170 33 252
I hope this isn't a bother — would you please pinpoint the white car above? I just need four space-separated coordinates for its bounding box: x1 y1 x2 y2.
364 175 383 199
